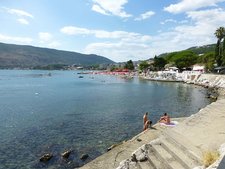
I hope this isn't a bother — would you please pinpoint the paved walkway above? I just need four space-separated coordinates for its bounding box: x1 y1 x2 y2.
80 96 225 169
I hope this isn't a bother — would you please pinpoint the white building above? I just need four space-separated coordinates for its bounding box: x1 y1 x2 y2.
165 67 179 72
192 64 205 72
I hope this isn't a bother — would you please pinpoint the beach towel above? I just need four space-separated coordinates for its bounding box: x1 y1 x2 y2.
160 121 178 126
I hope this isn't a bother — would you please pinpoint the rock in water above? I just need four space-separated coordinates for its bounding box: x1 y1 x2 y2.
61 150 72 159
80 154 89 161
40 153 53 162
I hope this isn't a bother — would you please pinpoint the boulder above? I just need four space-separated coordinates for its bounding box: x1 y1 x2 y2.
39 153 53 162
116 159 130 169
61 150 72 159
80 154 89 161
131 144 149 162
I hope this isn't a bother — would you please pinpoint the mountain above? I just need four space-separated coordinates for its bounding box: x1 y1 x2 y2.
186 44 216 55
0 42 114 69
157 44 216 58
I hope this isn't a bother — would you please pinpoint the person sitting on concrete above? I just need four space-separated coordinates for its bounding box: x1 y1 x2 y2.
159 113 171 124
143 120 152 131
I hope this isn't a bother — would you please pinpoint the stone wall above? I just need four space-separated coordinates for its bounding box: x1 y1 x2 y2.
196 74 225 88
185 74 225 89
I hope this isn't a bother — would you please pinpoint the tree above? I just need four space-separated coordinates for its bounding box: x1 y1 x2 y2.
214 27 225 66
139 61 150 75
124 60 134 70
198 52 215 72
165 50 197 70
110 65 117 71
222 38 225 66
175 55 197 70
153 56 167 70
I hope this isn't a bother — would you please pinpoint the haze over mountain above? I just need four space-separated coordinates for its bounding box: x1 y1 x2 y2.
0 42 114 69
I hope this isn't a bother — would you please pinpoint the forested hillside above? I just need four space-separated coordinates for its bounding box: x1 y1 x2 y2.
0 42 114 69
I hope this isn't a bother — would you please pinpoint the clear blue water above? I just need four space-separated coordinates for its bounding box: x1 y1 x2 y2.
0 70 211 169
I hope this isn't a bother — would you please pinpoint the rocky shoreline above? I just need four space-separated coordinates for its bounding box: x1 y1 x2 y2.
184 74 225 102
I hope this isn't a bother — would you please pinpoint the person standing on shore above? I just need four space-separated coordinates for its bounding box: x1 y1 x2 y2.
143 112 148 127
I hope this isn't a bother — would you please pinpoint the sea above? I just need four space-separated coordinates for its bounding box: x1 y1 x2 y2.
0 70 211 169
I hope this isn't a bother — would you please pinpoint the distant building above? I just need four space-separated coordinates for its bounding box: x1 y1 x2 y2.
76 66 83 70
192 64 205 73
214 67 225 74
165 67 179 72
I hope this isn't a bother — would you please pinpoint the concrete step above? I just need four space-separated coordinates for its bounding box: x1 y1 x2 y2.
146 148 165 169
203 106 224 113
162 129 202 162
129 162 142 169
203 105 225 114
117 160 141 169
160 137 199 169
137 159 155 169
150 142 186 169
116 126 203 169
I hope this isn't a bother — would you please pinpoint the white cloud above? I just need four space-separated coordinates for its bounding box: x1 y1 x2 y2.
92 4 109 15
60 26 152 61
0 34 33 44
61 26 151 43
164 0 225 14
38 32 53 42
91 0 132 18
85 42 151 62
160 19 177 25
4 7 33 18
83 7 225 62
135 11 155 21
60 26 91 35
2 7 33 25
151 8 225 56
17 18 29 25
173 8 225 38
38 32 60 48
94 30 151 41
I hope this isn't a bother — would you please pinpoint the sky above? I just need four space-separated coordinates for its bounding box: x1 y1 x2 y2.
0 0 225 62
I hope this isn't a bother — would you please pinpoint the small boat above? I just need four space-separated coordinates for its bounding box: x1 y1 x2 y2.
78 76 84 78
77 72 90 74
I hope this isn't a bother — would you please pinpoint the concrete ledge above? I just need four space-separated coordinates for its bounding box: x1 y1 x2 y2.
79 118 186 169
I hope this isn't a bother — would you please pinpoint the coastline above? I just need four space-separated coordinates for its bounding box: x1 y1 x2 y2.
80 74 225 169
